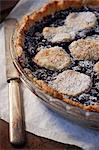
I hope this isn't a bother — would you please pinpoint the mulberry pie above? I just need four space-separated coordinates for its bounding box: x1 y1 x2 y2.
15 0 99 112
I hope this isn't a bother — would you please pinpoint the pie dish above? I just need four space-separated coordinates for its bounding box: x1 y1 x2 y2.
13 0 99 114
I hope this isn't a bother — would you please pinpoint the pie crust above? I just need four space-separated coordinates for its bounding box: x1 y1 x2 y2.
15 0 99 112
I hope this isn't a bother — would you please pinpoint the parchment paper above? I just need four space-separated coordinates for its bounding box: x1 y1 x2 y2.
0 0 99 150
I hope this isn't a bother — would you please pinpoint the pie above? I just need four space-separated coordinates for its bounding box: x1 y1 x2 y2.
15 0 99 112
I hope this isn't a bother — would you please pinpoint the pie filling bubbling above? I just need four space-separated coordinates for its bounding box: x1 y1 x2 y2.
19 7 99 105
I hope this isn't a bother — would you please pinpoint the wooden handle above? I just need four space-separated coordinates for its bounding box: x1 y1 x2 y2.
9 79 25 145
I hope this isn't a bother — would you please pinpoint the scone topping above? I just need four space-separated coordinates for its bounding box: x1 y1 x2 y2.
42 26 75 43
33 46 71 70
50 70 91 96
65 12 97 31
43 12 97 43
69 38 99 60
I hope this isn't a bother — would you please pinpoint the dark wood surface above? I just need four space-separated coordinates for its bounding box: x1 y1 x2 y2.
0 119 82 150
0 0 20 23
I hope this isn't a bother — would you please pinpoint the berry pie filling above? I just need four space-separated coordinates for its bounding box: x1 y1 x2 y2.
18 7 99 106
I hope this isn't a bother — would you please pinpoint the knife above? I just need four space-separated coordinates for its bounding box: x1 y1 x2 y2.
4 19 25 145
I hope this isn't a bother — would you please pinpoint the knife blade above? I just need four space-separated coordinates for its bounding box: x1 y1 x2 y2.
4 19 25 145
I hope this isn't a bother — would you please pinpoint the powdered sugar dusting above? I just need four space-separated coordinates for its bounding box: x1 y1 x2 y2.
50 70 91 96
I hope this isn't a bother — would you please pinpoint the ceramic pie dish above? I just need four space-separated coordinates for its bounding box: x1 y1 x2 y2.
11 0 99 129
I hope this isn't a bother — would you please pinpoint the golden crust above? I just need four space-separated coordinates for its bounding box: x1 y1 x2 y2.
15 0 99 112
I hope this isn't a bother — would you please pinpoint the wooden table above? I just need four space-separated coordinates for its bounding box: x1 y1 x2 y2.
0 119 82 150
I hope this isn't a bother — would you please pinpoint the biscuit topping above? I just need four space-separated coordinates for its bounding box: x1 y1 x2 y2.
33 46 71 70
69 38 99 60
42 12 97 43
42 26 75 43
65 12 97 31
51 70 91 96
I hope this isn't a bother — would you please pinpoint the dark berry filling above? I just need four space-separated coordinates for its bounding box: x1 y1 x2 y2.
19 7 99 105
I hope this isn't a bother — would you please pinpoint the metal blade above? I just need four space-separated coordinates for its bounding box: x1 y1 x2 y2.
4 19 19 81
